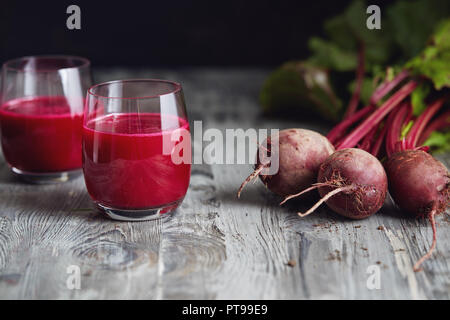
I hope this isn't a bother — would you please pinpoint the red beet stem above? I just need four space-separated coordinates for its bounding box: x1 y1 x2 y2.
418 110 450 145
405 98 445 150
413 209 437 272
370 70 410 105
415 145 430 153
359 124 379 152
327 105 375 145
337 81 418 150
343 43 365 119
370 124 388 157
385 102 411 157
328 67 408 146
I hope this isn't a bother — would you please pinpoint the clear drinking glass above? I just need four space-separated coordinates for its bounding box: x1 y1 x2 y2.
83 79 191 221
0 55 92 183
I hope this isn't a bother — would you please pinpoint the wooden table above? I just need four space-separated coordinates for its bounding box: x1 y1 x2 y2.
0 69 448 299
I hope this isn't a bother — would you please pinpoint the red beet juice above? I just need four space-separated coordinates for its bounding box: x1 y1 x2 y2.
0 96 83 173
82 113 191 210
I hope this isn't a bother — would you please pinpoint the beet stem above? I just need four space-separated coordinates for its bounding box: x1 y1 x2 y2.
370 70 409 105
385 102 410 157
237 164 265 198
327 105 375 145
418 110 450 145
297 186 352 217
359 124 379 152
337 81 418 150
343 42 365 119
370 124 388 157
413 210 437 272
405 98 445 149
280 182 333 205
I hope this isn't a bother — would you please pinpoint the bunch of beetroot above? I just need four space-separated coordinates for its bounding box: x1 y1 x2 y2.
238 22 450 272
325 71 449 271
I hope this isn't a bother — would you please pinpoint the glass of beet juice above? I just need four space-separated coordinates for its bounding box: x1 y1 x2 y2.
83 79 191 221
0 56 92 183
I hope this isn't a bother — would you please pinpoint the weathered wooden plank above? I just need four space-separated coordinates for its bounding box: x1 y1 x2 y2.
0 170 163 299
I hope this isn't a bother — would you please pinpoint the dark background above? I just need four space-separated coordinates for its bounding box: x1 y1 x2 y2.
0 0 394 68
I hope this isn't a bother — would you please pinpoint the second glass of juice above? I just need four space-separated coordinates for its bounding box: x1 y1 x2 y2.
83 79 191 221
0 55 92 183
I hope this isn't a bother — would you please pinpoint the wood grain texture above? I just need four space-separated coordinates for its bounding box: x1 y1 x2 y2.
0 68 448 299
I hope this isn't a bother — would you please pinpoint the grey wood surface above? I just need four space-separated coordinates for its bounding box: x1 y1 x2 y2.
0 68 448 300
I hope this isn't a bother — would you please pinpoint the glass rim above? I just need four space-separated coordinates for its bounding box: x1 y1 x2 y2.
87 79 182 100
2 55 91 73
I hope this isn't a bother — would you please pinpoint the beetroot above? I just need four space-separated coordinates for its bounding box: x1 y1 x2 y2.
385 150 449 271
383 97 449 271
283 148 388 219
237 128 334 198
322 41 450 270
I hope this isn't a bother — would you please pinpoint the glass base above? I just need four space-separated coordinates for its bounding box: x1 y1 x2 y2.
11 167 82 184
96 198 183 221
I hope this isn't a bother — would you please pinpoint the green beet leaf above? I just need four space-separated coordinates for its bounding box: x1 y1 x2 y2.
411 83 431 116
423 131 450 154
406 19 450 90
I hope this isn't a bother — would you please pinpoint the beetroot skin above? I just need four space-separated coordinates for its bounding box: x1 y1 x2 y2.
316 148 388 219
385 150 449 217
385 150 449 271
238 128 334 198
